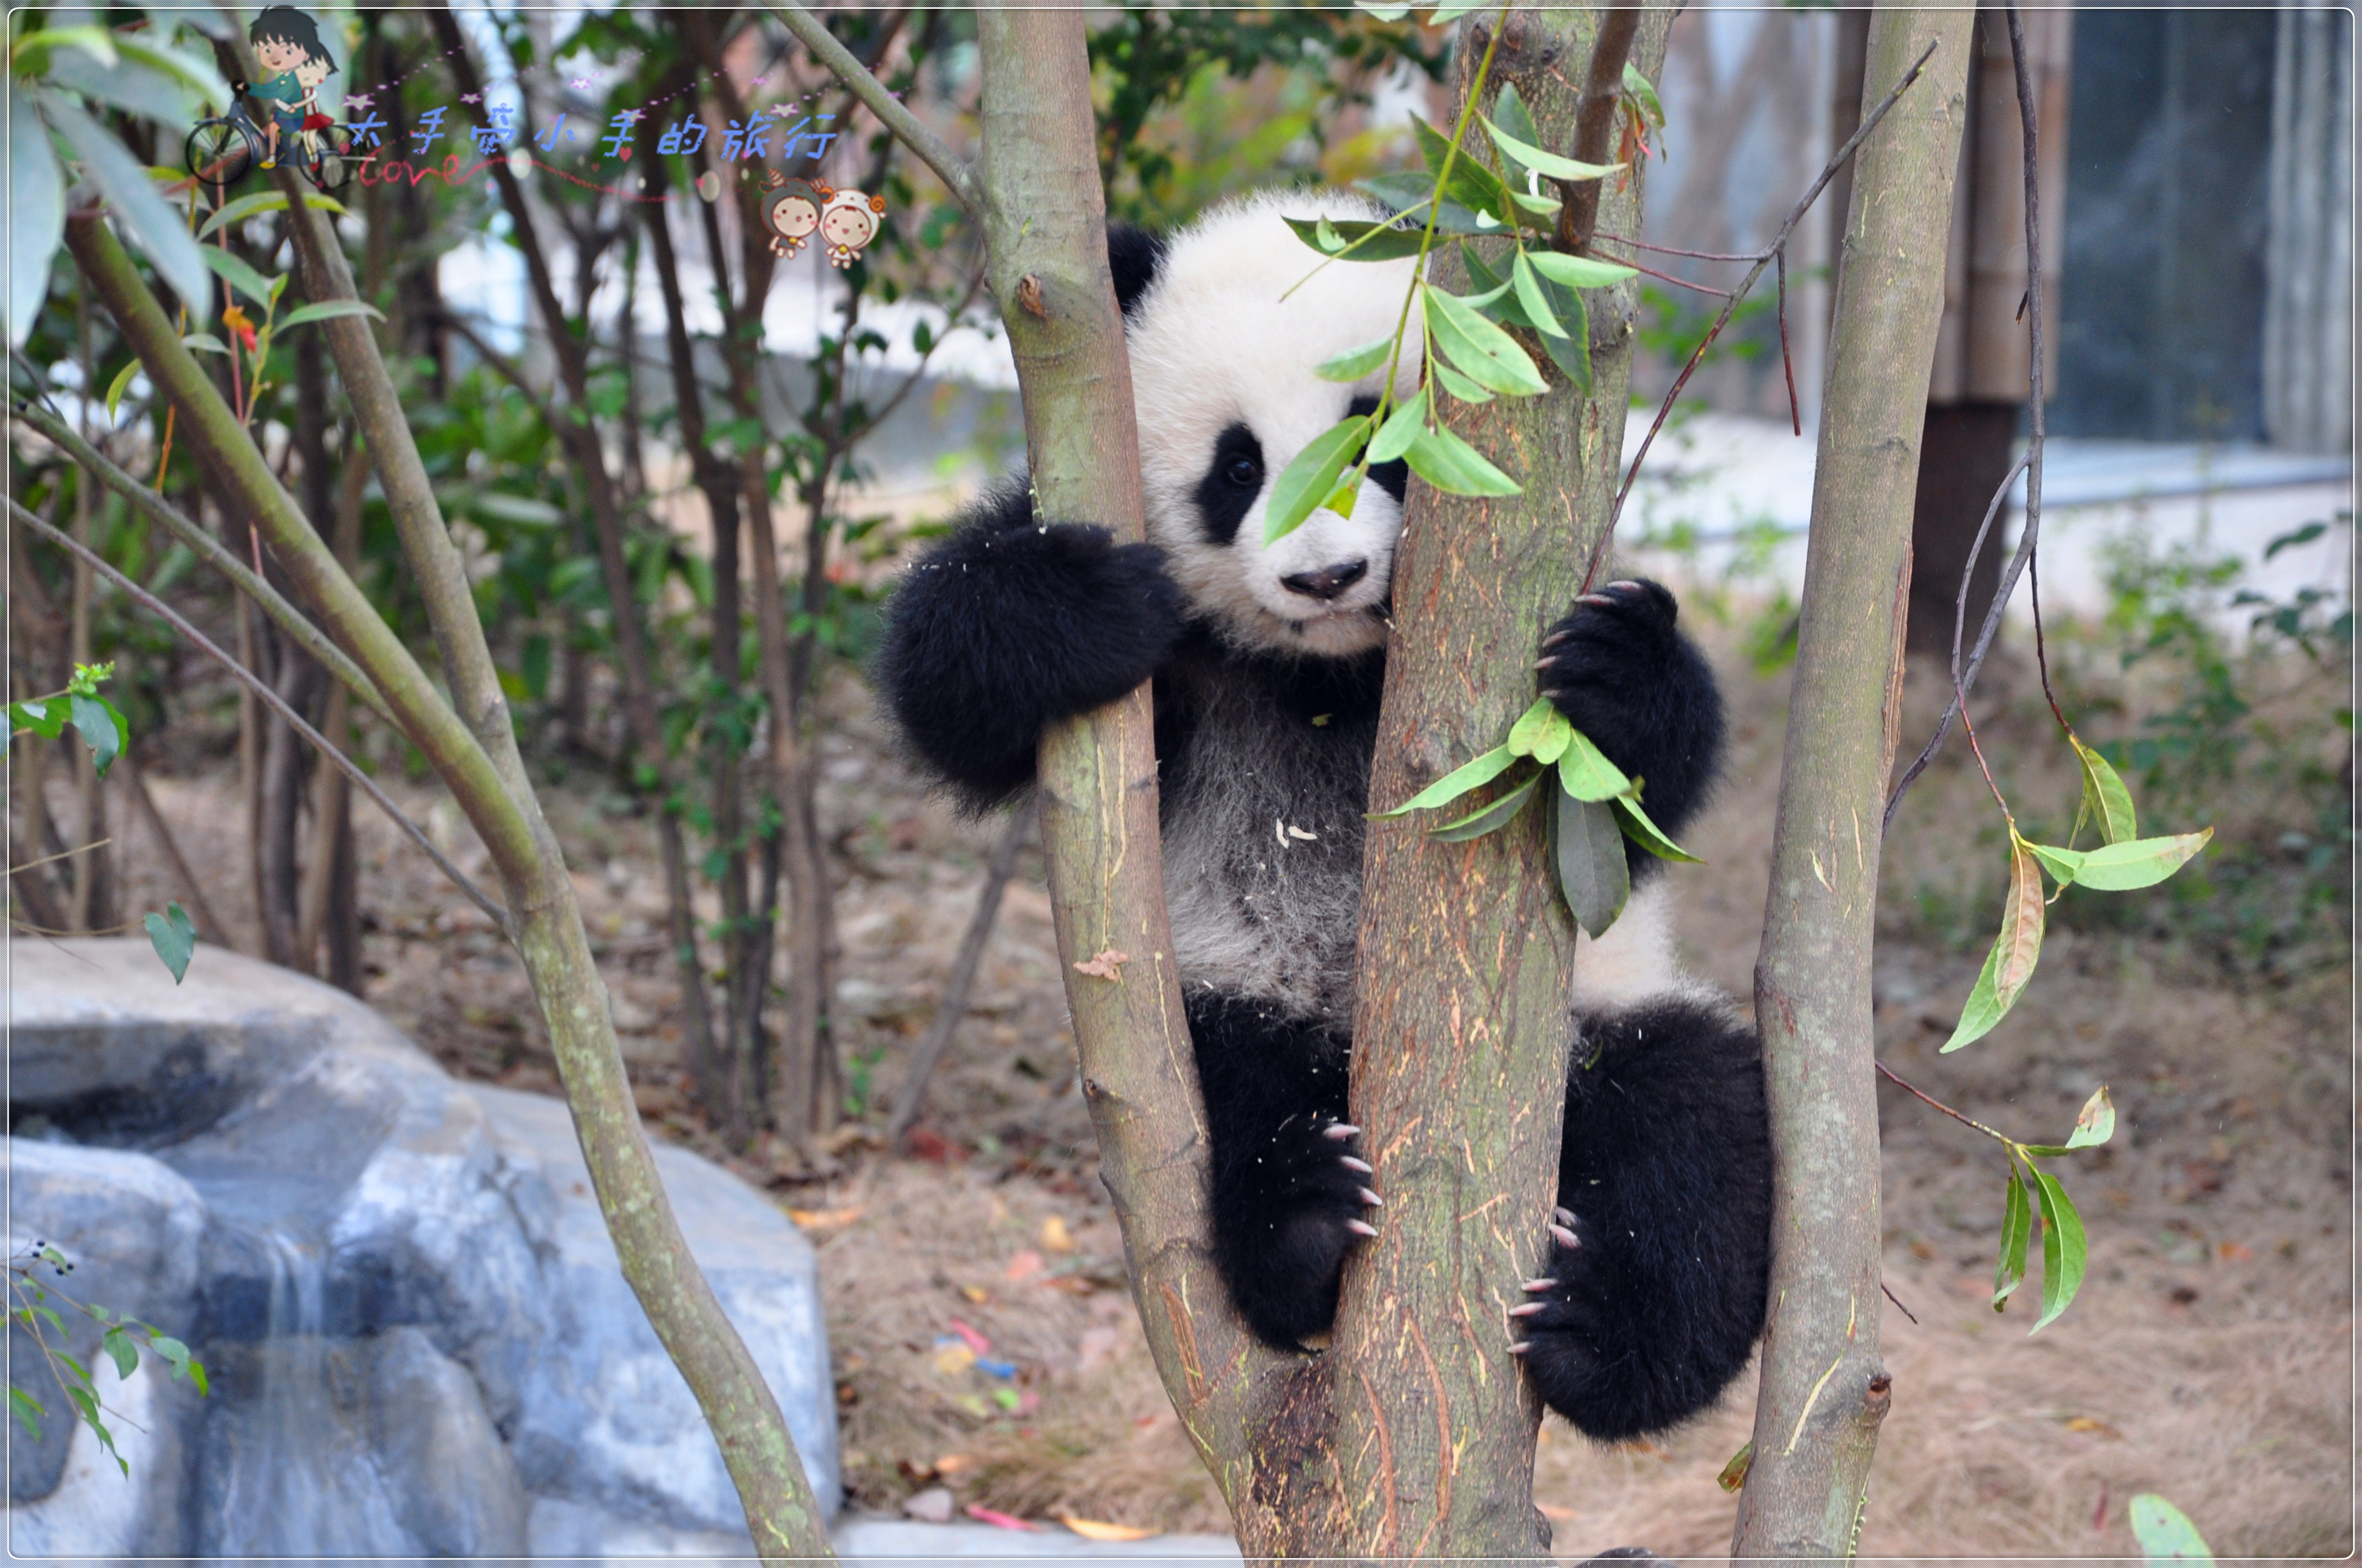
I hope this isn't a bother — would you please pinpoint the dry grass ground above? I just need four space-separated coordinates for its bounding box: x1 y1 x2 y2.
79 627 2352 1561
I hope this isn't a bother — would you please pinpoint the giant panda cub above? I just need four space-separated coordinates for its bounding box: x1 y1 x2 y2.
880 191 1773 1441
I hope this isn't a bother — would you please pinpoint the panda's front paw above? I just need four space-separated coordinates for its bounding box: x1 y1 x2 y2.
1535 578 1723 852
1211 1118 1382 1351
1506 1206 1632 1434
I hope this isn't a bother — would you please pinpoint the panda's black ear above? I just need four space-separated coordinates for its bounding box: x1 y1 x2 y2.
1106 224 1166 320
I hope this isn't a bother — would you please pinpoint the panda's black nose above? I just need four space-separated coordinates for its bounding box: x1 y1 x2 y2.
1280 559 1368 601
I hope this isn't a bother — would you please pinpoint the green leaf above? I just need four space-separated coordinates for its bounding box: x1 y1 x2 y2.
1942 839 2044 1052
1554 728 1631 802
1313 335 1395 383
1428 767 1544 843
1262 415 1370 545
104 357 141 421
2072 735 2138 845
9 698 71 740
1554 788 1629 940
1510 250 1569 339
276 299 386 331
199 247 277 311
1525 250 1640 291
9 1385 44 1442
1366 388 1425 462
1613 792 1703 864
144 902 195 983
1422 282 1547 396
9 95 64 350
1409 116 1526 230
1622 61 1665 129
2025 841 2084 886
1491 83 1544 168
1505 697 1572 763
1403 420 1520 497
2066 828 2213 892
179 332 230 355
2027 1167 2087 1331
1357 174 1490 234
2129 1495 2216 1565
1472 246 1594 389
1480 114 1621 184
196 189 347 241
68 692 126 777
1371 742 1515 818
1715 1440 1752 1494
1993 1167 2032 1310
101 1325 138 1380
1283 214 1430 262
41 95 209 324
1354 0 1412 17
1430 361 1494 404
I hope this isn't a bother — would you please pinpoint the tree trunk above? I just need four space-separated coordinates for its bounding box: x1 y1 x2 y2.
1334 11 1668 1558
1729 7 1973 1555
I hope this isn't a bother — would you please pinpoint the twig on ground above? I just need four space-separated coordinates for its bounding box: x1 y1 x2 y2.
1588 38 1941 592
7 499 513 937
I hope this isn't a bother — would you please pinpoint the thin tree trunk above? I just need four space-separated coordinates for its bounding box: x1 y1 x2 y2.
1729 7 1973 1556
1334 11 1666 1558
118 749 233 948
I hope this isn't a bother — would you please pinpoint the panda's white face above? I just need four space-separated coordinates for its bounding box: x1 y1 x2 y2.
1126 193 1423 660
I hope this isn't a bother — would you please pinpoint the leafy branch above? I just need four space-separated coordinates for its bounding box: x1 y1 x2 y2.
8 1241 209 1477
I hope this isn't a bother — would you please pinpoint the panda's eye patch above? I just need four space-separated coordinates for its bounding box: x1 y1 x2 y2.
1193 422 1265 546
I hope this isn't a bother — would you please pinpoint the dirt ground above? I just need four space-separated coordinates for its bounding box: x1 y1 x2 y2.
83 627 2354 1560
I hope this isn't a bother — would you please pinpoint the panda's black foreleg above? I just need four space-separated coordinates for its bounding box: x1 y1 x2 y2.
1186 993 1377 1351
1536 578 1725 876
876 483 1184 808
1513 999 1773 1441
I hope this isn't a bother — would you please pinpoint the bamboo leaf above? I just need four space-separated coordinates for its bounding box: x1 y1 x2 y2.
1370 742 1516 818
1480 113 1622 184
2028 1167 2087 1331
41 94 210 323
1525 250 1640 291
1492 83 1544 168
1313 335 1395 383
1505 696 1571 762
196 189 347 240
2072 735 2138 845
1262 414 1370 545
1554 727 1631 802
1428 767 1543 842
1613 792 1703 864
2065 828 2213 892
2129 1496 2216 1565
1993 1167 2032 1309
1402 420 1520 497
1366 388 1425 462
1554 788 1629 938
1422 282 1547 396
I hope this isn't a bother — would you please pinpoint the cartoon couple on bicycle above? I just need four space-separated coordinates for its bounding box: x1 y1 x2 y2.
247 6 336 172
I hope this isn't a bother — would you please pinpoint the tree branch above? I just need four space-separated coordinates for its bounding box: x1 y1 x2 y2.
1556 6 1641 254
766 0 980 215
8 498 512 934
9 403 400 734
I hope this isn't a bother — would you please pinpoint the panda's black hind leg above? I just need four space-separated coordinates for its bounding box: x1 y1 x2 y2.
1188 995 1381 1350
1512 999 1772 1441
1536 578 1725 873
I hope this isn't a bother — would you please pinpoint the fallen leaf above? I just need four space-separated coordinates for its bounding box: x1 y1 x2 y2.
933 1453 974 1475
2065 1416 2123 1438
965 1505 1039 1532
1041 1215 1074 1253
1061 1515 1159 1542
1071 949 1129 980
787 1205 863 1230
957 1284 987 1304
931 1343 976 1376
1004 1249 1045 1283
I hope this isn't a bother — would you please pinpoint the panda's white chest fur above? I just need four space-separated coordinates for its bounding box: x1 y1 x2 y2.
1158 659 1374 1026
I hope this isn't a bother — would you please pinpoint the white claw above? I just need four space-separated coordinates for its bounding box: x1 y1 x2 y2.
1540 628 1573 650
1506 1341 1532 1356
1358 1187 1384 1208
1345 1218 1380 1239
1606 579 1643 593
1508 1301 1547 1319
1323 1124 1360 1142
1576 593 1616 609
1549 1224 1581 1250
1338 1155 1374 1175
1553 1206 1577 1226
1521 1278 1558 1293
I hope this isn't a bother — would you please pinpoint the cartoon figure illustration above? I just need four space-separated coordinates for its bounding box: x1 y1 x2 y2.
765 177 826 258
818 186 886 269
247 7 336 171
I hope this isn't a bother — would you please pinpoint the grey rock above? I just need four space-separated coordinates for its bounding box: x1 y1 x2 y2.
5 940 838 1556
903 1485 958 1523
